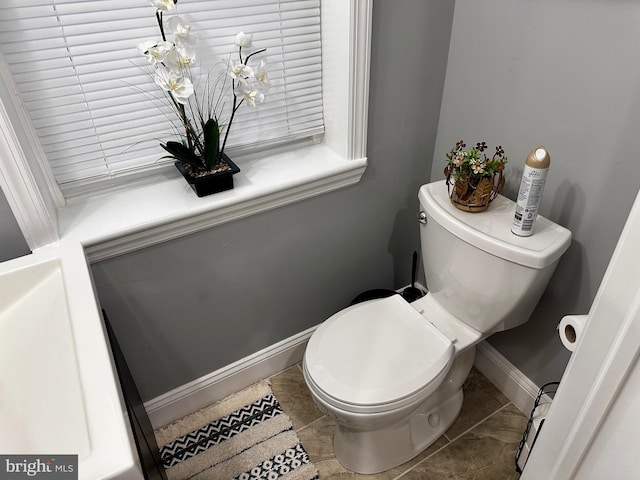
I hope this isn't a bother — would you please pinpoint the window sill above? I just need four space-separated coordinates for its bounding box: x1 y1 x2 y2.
58 144 367 263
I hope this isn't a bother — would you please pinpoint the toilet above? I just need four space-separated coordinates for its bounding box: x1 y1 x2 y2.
302 180 572 474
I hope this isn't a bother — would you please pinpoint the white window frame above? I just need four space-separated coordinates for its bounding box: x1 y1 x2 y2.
0 0 371 263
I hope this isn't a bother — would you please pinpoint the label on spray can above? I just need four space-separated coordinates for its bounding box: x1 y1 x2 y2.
512 164 548 236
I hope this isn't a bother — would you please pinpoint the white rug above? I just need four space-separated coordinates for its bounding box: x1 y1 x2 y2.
155 381 319 480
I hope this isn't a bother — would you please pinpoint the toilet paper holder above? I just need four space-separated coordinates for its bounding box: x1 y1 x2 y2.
558 314 588 352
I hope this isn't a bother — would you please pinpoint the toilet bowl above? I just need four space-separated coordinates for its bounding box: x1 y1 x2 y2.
303 180 572 474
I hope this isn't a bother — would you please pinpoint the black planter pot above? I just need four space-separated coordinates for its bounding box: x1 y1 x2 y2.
175 153 240 197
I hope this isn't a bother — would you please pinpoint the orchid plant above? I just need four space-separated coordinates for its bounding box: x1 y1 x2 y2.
445 140 507 181
139 0 270 174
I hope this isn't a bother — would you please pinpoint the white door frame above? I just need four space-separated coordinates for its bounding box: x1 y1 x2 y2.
522 187 640 479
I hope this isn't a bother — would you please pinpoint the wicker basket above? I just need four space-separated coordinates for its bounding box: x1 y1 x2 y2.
444 167 505 213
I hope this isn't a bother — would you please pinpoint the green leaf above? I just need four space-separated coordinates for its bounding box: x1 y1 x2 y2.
203 118 220 170
161 141 202 170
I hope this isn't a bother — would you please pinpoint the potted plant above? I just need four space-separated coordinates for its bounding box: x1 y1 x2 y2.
444 140 507 212
138 0 270 197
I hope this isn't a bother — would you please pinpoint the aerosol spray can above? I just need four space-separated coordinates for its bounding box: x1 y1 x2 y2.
511 146 550 236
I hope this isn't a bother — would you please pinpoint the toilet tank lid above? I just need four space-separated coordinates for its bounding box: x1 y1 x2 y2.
419 181 572 269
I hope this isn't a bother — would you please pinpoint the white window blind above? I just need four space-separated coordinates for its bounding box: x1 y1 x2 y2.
0 0 323 193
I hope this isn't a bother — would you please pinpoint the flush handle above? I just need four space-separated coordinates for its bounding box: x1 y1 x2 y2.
418 211 427 225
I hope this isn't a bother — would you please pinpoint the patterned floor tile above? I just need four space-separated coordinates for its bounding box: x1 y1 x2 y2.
399 404 526 480
270 365 324 430
445 367 510 440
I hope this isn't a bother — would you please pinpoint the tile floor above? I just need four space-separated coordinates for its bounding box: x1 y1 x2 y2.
269 364 527 479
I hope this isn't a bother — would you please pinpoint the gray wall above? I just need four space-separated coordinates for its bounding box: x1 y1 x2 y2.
431 0 640 386
0 189 30 262
91 0 456 401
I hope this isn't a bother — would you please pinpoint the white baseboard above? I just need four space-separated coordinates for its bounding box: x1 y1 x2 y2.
474 340 541 415
144 325 317 429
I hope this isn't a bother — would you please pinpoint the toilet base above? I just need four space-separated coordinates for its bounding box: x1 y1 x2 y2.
333 389 464 474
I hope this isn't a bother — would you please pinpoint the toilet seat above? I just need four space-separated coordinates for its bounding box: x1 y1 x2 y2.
304 294 454 414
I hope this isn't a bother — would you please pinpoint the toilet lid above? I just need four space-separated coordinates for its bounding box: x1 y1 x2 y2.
305 294 454 409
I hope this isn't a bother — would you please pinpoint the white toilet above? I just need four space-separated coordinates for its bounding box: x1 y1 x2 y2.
302 180 572 474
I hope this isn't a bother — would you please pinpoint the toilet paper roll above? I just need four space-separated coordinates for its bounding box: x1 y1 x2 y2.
558 315 588 352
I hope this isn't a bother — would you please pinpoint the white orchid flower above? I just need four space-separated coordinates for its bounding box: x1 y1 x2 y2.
166 16 195 47
227 61 254 82
138 40 172 64
165 46 197 70
154 65 194 104
235 32 253 48
149 0 175 12
236 84 264 107
255 60 270 87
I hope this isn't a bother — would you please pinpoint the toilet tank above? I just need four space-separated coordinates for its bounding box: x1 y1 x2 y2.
418 181 571 333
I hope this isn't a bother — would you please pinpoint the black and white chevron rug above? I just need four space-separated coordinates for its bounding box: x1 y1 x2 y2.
154 382 319 480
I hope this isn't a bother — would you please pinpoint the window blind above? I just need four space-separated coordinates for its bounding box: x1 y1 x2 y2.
0 0 323 193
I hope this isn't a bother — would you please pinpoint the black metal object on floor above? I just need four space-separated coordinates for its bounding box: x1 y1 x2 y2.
515 381 560 474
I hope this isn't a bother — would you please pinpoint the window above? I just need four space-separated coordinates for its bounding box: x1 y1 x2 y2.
0 0 371 261
0 0 324 198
